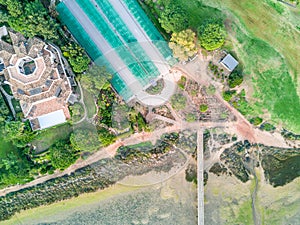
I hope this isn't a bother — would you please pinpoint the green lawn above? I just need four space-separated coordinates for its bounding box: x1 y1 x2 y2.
31 123 73 153
82 88 97 119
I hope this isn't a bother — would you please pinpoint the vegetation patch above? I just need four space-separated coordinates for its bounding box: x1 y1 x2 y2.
260 147 300 187
199 104 208 113
115 132 179 162
170 93 187 110
185 164 197 184
205 0 300 132
145 79 164 95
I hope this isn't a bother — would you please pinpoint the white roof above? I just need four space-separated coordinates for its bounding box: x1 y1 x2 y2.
37 109 66 129
221 54 239 71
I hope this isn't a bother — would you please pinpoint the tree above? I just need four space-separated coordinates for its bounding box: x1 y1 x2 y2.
62 43 90 73
159 4 188 33
198 22 226 51
3 0 59 39
3 121 34 147
70 129 100 152
0 11 9 24
49 140 79 170
5 0 23 17
80 65 112 97
169 29 198 61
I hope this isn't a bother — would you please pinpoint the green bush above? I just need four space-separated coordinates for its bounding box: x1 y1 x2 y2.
98 127 116 147
199 104 208 112
260 122 276 131
250 117 263 126
177 76 187 90
228 70 243 88
222 90 236 101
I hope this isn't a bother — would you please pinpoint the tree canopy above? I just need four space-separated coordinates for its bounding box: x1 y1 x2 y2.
198 22 226 51
159 4 188 33
0 0 58 39
80 65 112 97
49 140 79 170
169 29 198 61
62 43 90 73
3 121 34 147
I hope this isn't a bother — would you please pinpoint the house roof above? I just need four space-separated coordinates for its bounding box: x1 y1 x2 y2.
220 54 239 71
1 31 72 130
36 109 66 130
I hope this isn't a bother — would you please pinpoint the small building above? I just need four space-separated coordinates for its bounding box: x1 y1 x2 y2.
220 54 239 72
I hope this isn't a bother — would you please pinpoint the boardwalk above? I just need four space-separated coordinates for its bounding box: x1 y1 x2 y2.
197 129 204 225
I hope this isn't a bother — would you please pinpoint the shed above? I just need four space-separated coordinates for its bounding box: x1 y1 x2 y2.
220 54 239 72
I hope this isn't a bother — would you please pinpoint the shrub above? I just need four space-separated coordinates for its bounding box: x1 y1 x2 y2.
199 104 208 112
171 93 187 110
206 84 216 95
250 117 263 126
222 90 236 101
177 76 187 90
186 113 197 122
228 70 243 88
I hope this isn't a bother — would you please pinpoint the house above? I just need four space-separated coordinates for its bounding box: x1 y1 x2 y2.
220 53 239 72
0 29 72 130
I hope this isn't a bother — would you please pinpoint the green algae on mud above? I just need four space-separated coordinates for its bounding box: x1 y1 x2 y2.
2 184 141 225
3 171 197 225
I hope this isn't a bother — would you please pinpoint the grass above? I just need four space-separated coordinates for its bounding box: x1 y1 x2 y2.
209 0 300 88
82 88 96 119
234 200 253 224
31 123 72 153
202 0 300 132
2 184 140 225
175 0 224 29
